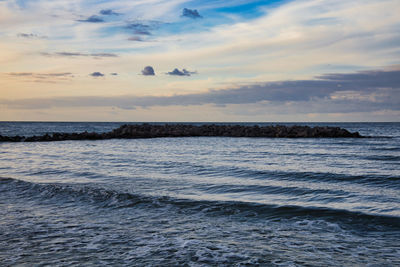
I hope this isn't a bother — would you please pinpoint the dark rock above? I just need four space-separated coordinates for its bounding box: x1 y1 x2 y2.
0 124 364 142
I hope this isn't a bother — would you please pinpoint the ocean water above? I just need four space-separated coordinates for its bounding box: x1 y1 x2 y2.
0 122 399 266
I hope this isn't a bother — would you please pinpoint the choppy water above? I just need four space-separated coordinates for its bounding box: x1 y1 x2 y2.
0 122 399 266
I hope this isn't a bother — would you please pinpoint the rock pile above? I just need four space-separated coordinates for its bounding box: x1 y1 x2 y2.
0 124 363 142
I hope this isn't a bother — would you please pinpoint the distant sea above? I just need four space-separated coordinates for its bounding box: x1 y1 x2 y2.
0 122 399 266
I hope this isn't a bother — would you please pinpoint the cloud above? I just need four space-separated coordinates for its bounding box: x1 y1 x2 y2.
182 8 202 19
142 66 155 76
126 22 152 35
90 72 105 77
42 52 118 58
1 0 400 122
7 72 73 77
5 72 73 83
125 21 165 36
166 68 196 76
127 36 144 42
17 33 47 39
100 9 120 16
7 72 34 76
110 73 118 76
77 15 104 23
2 68 399 113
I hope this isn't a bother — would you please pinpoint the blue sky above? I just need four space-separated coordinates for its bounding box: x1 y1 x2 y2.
0 0 399 121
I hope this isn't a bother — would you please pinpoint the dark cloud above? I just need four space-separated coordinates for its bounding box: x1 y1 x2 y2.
182 8 202 19
126 23 152 35
78 15 104 23
2 69 399 113
142 66 155 76
100 9 120 16
42 52 118 58
90 72 105 77
110 73 118 76
125 21 165 36
17 33 47 39
167 68 196 76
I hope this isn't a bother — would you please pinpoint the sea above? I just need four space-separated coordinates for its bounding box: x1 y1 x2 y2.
0 122 399 266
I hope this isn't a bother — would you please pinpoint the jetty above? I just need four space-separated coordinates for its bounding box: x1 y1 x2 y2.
0 124 363 142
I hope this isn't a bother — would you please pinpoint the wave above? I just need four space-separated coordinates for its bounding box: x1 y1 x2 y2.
15 159 400 188
363 155 400 161
163 161 400 187
197 183 348 197
369 146 400 152
1 177 399 230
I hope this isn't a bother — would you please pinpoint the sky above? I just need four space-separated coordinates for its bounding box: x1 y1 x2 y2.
0 0 399 122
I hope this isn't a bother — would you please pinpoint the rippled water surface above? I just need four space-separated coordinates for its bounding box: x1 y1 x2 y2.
0 122 399 266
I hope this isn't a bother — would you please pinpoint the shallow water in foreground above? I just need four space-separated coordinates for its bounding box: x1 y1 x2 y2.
0 122 399 266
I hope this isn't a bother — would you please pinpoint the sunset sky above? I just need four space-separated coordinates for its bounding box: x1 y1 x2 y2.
0 0 399 121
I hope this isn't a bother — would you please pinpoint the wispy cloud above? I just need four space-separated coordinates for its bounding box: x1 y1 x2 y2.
42 52 118 58
17 33 47 39
7 72 73 77
5 72 74 83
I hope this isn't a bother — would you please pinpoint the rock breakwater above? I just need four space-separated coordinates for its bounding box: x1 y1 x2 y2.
0 124 363 142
